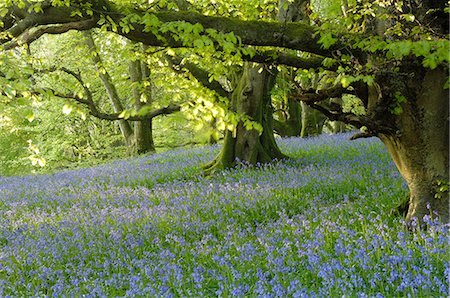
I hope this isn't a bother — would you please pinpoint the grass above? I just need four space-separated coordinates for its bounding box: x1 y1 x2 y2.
0 133 448 297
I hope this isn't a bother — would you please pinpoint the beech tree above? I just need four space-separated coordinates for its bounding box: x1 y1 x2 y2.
0 0 448 223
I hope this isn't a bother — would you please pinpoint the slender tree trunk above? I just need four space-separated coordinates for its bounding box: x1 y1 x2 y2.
129 56 155 154
278 0 326 138
328 98 346 134
273 96 302 137
138 59 155 152
83 32 134 146
300 102 326 137
378 68 449 224
204 63 286 172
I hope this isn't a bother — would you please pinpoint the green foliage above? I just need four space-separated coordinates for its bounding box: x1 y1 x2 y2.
317 31 338 50
435 180 449 200
0 0 448 174
389 92 407 115
314 0 449 73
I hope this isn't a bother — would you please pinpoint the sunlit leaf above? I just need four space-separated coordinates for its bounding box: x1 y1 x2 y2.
62 104 73 115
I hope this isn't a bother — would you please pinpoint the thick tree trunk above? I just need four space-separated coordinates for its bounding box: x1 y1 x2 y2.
204 63 286 172
379 68 449 224
128 58 155 154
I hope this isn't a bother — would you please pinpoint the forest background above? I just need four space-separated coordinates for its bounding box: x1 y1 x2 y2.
1 0 353 176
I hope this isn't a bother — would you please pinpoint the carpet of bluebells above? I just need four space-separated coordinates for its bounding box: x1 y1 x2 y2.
0 133 448 297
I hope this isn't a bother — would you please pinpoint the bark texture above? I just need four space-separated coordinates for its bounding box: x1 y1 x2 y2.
300 102 326 137
378 68 449 224
204 63 286 172
129 57 155 154
273 96 302 137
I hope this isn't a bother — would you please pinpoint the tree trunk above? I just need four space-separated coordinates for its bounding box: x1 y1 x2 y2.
128 57 155 154
273 83 302 137
278 0 326 138
204 63 286 172
300 101 326 137
83 32 134 146
328 98 346 134
378 68 449 224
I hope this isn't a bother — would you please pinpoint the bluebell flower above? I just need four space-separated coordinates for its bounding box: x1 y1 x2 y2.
0 133 446 297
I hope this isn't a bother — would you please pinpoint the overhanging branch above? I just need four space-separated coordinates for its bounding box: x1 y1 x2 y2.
3 19 97 50
1 2 351 59
297 81 396 137
243 49 330 70
34 87 180 121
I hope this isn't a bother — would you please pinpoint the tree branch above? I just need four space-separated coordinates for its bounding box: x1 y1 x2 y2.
32 67 181 121
34 86 180 121
243 49 330 70
308 103 363 127
295 80 396 136
165 55 230 98
3 19 97 50
1 3 349 58
296 86 349 103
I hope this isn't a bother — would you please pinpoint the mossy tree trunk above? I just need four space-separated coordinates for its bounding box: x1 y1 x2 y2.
370 3 448 224
129 55 155 154
377 67 449 224
204 63 286 172
300 102 326 137
273 96 302 137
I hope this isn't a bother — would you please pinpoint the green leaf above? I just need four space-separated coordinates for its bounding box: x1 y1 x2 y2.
70 9 83 18
106 15 118 32
142 13 160 32
136 106 153 116
23 109 35 122
225 32 237 44
4 86 16 99
192 23 204 35
362 75 375 86
194 39 204 48
62 104 73 115
422 54 438 69
412 41 431 57
340 77 351 88
386 40 412 59
322 58 335 68
241 47 256 58
98 16 106 25
223 41 235 53
118 110 127 119
166 48 176 56
400 14 415 22
391 106 403 115
318 32 337 49
0 8 8 18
